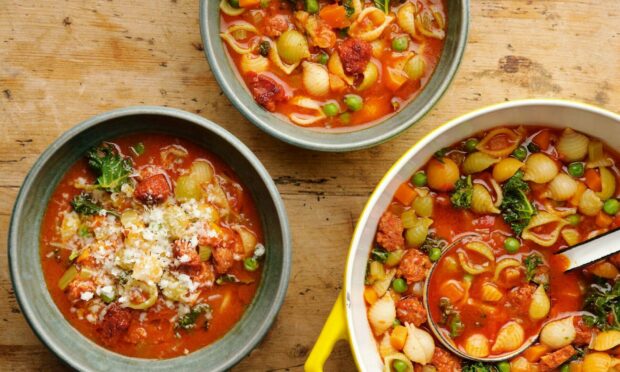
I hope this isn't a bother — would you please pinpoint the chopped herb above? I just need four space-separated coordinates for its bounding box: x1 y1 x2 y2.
500 171 537 236
69 250 79 261
583 280 620 331
258 40 271 57
434 147 449 161
216 274 239 285
338 27 349 38
71 192 119 217
462 362 499 372
86 143 133 192
451 175 474 209
78 225 90 237
439 298 464 338
527 142 540 153
419 233 447 254
131 142 145 156
343 0 354 16
371 248 388 263
176 304 212 330
373 0 390 13
524 253 543 282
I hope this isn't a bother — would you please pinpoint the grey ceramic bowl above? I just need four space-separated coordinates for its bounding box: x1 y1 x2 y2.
8 106 291 371
200 1 469 152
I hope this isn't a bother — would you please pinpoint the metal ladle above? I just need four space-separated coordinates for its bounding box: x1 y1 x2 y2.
423 229 620 362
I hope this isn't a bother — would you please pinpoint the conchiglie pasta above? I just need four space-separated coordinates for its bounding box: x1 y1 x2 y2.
268 38 302 75
597 167 617 201
219 0 245 16
379 333 398 359
510 357 533 372
465 334 490 358
493 158 524 183
349 7 395 42
579 189 604 216
288 96 326 126
412 195 434 217
220 22 259 54
373 269 396 298
302 61 330 97
528 285 550 320
276 30 310 65
523 153 559 184
582 352 620 372
491 321 524 353
463 152 500 175
545 173 579 201
481 283 503 302
369 294 396 336
493 258 521 281
415 7 445 40
522 211 568 247
540 317 575 349
404 55 426 81
397 2 417 38
476 128 522 158
561 228 581 246
327 53 354 85
239 53 269 74
472 184 501 214
402 324 435 365
557 128 590 161
587 141 614 169
358 62 379 92
590 261 619 279
592 330 620 351
405 217 432 247
383 353 414 372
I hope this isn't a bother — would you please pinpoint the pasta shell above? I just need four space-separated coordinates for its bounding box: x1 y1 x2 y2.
493 258 521 281
578 189 604 217
587 141 614 169
379 333 398 359
557 128 590 162
540 317 575 349
543 201 577 218
412 195 434 218
592 330 620 351
350 7 395 42
493 158 525 183
582 352 620 372
561 228 581 246
465 334 490 358
327 53 354 85
476 128 522 158
545 173 579 201
491 321 524 353
383 352 414 372
403 55 426 81
219 0 244 16
288 96 326 126
369 294 396 336
510 356 533 372
463 152 500 175
522 211 568 247
357 62 379 91
239 53 269 74
523 153 559 184
415 7 445 40
397 2 417 38
373 269 396 298
472 184 501 214
597 167 617 201
481 283 503 302
267 39 301 75
302 61 330 97
590 261 619 279
528 285 550 321
402 323 435 365
220 22 259 54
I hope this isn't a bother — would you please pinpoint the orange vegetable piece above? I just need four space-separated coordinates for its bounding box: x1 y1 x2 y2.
384 66 408 92
532 129 552 151
364 286 378 305
390 325 408 350
319 5 351 29
569 182 587 207
439 280 465 303
394 183 417 205
596 211 613 228
426 157 460 192
585 169 602 192
239 0 260 8
523 344 550 362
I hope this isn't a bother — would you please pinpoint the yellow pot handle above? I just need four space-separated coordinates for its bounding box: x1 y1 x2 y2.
304 291 349 372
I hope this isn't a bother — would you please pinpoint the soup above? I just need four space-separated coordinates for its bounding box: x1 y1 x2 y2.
364 126 620 371
219 0 446 129
40 134 264 358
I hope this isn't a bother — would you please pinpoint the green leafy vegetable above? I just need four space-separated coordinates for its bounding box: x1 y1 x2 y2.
86 143 133 192
373 0 389 13
434 147 449 161
451 176 474 209
462 362 499 372
343 0 354 16
439 298 464 338
71 192 119 217
371 248 388 263
216 274 239 285
176 303 212 330
583 280 620 331
131 142 145 156
524 253 543 282
500 171 537 236
419 233 447 254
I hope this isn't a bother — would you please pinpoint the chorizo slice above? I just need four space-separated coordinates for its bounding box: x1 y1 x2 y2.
376 211 405 251
337 37 372 75
135 174 170 204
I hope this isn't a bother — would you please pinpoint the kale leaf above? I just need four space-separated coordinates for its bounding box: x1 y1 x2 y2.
71 192 119 217
86 143 133 192
524 253 543 282
439 298 464 338
500 171 536 236
451 175 473 209
343 0 355 17
583 280 620 331
462 362 499 372
176 303 212 330
371 247 388 263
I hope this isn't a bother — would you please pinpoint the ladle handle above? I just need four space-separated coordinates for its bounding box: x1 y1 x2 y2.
557 229 620 271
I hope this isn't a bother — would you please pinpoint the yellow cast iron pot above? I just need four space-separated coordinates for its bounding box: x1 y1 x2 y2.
304 99 620 371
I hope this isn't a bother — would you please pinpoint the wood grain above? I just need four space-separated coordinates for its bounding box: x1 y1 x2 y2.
0 0 618 371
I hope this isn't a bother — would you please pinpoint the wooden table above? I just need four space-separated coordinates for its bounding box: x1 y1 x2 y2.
1 1 618 370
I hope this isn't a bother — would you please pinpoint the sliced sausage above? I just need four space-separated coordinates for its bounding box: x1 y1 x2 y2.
172 239 201 272
264 15 290 37
574 316 595 345
398 249 432 284
376 211 405 251
505 284 536 315
135 174 170 204
539 345 576 371
213 245 234 274
247 73 287 112
431 347 462 372
337 37 372 75
98 304 132 344
396 297 427 327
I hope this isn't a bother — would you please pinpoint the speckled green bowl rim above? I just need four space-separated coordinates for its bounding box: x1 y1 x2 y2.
8 106 291 371
200 0 470 152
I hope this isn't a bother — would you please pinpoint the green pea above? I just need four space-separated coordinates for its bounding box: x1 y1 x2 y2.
412 172 428 187
560 365 570 372
244 257 259 272
344 94 363 112
464 138 479 153
568 162 585 178
504 237 520 253
305 0 319 14
497 361 511 372
429 247 442 262
393 318 401 327
392 359 408 372
512 146 528 161
566 214 581 226
603 199 620 215
392 36 409 52
229 0 240 8
339 112 351 124
392 278 408 293
322 103 339 117
527 142 540 153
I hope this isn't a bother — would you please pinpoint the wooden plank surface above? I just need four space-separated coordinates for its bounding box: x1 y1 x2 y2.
0 0 618 370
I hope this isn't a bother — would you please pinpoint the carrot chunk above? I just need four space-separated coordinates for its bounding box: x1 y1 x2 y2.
364 286 378 305
390 325 408 350
523 344 550 362
319 5 351 29
394 183 417 205
532 129 552 151
585 169 602 192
